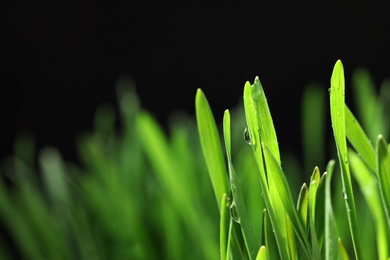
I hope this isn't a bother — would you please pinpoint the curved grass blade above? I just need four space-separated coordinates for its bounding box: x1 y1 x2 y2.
349 149 389 260
314 172 326 249
251 77 280 162
376 135 390 229
195 89 229 210
296 184 309 260
262 142 312 259
223 110 257 260
297 183 309 231
243 81 290 260
220 193 231 260
330 60 363 259
286 215 296 260
308 167 320 227
345 105 376 173
250 78 291 258
324 160 339 260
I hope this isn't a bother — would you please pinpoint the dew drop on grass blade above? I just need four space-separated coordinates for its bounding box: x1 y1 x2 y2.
243 80 290 260
223 109 257 260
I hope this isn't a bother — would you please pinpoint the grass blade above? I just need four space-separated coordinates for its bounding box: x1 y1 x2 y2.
297 183 309 231
262 143 312 259
345 105 376 173
330 60 363 259
251 77 280 162
377 135 390 229
349 149 389 260
314 172 326 249
256 246 268 260
223 110 257 259
195 89 229 210
308 167 320 228
324 160 339 260
220 193 231 260
243 81 290 260
250 78 291 258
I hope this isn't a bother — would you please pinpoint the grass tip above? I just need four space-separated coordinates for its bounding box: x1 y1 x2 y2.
196 88 203 96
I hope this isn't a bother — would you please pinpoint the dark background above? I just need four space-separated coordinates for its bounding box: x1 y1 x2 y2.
1 2 390 163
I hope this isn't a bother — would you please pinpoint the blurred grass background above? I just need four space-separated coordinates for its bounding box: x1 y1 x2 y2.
1 67 389 259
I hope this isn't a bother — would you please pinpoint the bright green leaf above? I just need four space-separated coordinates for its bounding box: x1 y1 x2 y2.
243 81 290 260
256 246 268 260
350 149 389 260
376 134 390 229
345 105 376 173
330 60 363 259
195 89 229 210
324 160 339 260
223 110 257 260
220 193 231 260
262 142 312 259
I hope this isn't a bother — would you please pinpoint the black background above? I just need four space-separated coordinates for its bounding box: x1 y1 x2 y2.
1 2 390 163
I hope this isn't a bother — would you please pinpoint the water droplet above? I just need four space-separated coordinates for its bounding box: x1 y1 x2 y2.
244 126 251 145
342 189 347 199
230 202 240 223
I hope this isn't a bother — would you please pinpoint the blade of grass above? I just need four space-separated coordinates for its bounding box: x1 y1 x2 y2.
220 193 231 260
308 167 320 227
296 184 309 260
250 78 290 258
330 60 363 259
223 109 257 259
345 105 376 173
251 77 280 162
195 89 229 210
297 183 309 231
262 143 312 259
243 81 290 260
286 215 296 260
256 246 268 260
349 149 389 260
324 160 339 260
314 172 326 250
376 135 390 229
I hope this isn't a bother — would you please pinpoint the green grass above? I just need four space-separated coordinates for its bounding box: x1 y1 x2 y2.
196 60 390 259
1 61 390 259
